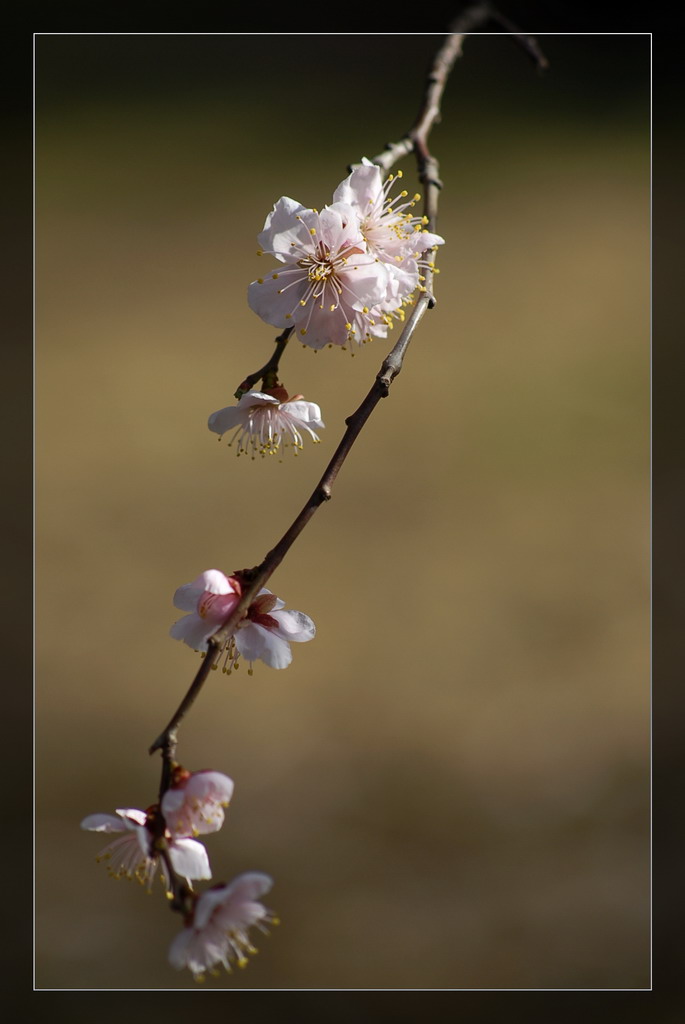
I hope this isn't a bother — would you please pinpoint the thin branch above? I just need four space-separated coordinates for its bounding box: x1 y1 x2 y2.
234 327 292 399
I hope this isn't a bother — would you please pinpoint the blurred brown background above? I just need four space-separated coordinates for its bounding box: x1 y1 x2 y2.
35 33 649 989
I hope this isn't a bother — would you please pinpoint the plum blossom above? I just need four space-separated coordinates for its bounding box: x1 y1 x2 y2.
161 769 235 837
333 158 445 327
169 872 277 980
231 587 315 671
170 570 315 671
248 197 391 349
80 807 211 890
169 569 242 652
333 158 445 268
208 386 324 458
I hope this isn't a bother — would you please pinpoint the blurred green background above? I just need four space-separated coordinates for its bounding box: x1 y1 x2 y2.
35 33 649 989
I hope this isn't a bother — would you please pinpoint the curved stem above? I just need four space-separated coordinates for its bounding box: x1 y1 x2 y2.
234 327 292 399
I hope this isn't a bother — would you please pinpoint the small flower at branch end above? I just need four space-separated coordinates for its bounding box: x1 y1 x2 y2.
208 387 324 459
161 768 235 837
168 872 278 982
80 807 211 890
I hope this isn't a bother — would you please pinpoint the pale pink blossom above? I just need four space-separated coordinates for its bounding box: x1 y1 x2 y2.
161 770 235 837
333 158 445 268
170 571 315 670
333 159 444 336
169 569 242 652
232 588 315 671
81 807 211 890
168 872 277 980
248 197 390 349
208 387 324 458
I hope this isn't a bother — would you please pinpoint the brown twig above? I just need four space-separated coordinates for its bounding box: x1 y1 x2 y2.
234 327 292 399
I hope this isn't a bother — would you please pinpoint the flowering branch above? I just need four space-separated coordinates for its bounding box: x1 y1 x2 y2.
148 31 463 763
151 14 548 776
84 15 547 984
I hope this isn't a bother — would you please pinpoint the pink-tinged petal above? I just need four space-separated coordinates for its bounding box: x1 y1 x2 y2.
198 570 235 596
168 928 194 970
170 838 212 881
170 613 212 651
233 621 267 664
270 609 316 642
81 813 126 833
283 400 324 429
339 257 390 311
186 770 235 806
236 391 279 409
255 587 285 611
248 271 308 328
208 405 243 436
333 162 383 211
115 808 148 827
214 873 274 931
242 623 293 669
258 196 311 258
222 871 273 904
173 582 206 612
193 884 236 931
160 789 185 816
411 230 445 252
318 202 365 253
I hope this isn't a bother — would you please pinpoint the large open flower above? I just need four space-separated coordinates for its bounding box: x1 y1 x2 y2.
208 387 324 458
168 873 277 980
248 198 390 348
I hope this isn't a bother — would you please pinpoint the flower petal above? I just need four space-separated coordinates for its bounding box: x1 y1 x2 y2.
170 613 212 652
269 609 316 642
170 838 212 881
80 813 126 833
235 622 292 669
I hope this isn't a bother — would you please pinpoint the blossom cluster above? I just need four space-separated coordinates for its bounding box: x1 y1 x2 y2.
207 159 443 460
82 768 276 979
248 158 444 350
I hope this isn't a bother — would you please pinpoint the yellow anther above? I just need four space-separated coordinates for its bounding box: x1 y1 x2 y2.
309 228 316 235
300 328 307 335
272 273 279 279
257 278 264 284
